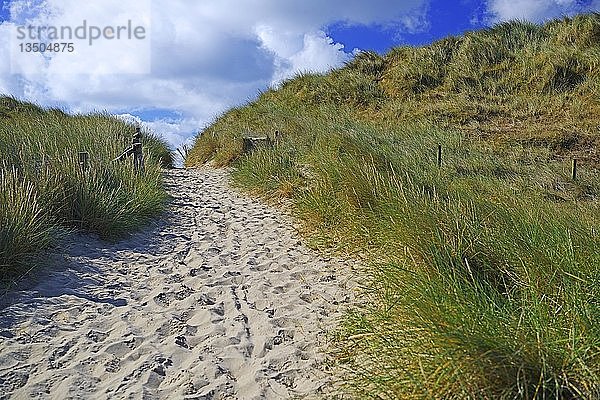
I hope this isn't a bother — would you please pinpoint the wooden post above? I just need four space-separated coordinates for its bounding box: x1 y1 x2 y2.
242 137 253 153
571 158 577 180
437 144 442 167
78 151 89 172
242 134 269 153
133 127 144 173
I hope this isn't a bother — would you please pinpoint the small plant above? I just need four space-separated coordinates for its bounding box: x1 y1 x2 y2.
0 168 60 280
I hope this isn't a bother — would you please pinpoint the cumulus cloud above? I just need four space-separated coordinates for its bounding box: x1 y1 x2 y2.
0 0 429 149
257 28 352 83
486 0 600 22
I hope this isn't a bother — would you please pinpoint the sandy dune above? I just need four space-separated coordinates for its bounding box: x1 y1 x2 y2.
0 168 354 399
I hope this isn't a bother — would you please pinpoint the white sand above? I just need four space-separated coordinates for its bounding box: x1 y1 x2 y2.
0 168 354 399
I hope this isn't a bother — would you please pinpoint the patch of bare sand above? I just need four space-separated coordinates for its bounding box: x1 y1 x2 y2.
0 168 355 399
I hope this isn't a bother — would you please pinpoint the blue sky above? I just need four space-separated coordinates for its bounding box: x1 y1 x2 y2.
0 2 8 22
0 0 599 155
327 0 488 52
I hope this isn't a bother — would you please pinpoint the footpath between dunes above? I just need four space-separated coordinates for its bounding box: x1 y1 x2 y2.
0 168 355 399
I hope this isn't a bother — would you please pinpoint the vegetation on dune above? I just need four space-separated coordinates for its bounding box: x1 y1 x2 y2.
0 96 173 283
187 13 600 399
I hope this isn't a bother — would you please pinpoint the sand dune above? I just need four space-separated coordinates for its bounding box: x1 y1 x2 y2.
0 168 355 399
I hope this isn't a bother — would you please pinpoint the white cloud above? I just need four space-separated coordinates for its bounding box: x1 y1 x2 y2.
486 0 600 22
258 29 352 84
0 0 428 150
288 32 350 74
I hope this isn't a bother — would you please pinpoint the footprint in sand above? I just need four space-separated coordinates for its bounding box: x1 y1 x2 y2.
87 330 109 343
104 356 120 373
153 292 172 307
47 339 77 369
175 285 194 300
0 370 30 393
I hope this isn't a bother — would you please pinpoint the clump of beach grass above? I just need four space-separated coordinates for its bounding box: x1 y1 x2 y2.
187 14 600 399
0 96 173 284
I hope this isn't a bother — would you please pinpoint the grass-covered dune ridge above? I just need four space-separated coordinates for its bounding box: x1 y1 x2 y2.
188 14 600 399
0 96 173 282
188 13 600 168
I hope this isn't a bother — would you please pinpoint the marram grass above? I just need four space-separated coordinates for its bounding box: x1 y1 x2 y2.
0 96 173 283
187 14 600 399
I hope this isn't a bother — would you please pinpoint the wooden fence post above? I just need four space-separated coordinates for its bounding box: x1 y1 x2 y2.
113 127 144 172
78 151 89 172
242 137 253 153
571 158 577 180
133 128 144 173
242 133 270 153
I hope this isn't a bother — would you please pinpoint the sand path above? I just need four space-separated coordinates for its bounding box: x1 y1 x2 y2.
0 168 353 399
